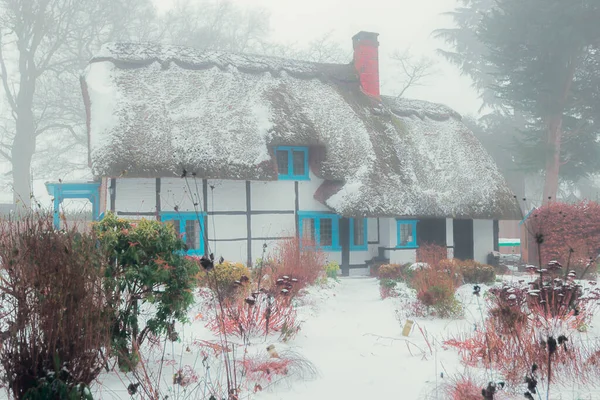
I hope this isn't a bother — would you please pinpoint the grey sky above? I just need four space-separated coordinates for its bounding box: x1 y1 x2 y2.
155 0 482 116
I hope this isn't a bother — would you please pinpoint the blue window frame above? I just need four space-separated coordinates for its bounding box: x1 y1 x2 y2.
275 146 309 180
396 220 418 248
161 212 206 256
298 212 340 251
349 218 368 251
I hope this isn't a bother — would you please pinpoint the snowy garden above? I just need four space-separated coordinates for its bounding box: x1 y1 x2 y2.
0 201 598 400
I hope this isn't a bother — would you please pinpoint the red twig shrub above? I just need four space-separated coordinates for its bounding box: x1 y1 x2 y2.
411 263 462 317
239 349 318 389
261 238 326 296
445 374 486 400
0 214 111 398
205 291 300 343
528 201 600 277
446 278 600 388
416 242 447 265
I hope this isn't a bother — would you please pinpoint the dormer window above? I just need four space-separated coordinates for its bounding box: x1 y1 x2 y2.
275 146 309 180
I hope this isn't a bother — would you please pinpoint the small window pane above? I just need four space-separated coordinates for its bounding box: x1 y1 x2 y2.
353 219 365 246
185 219 200 250
276 150 289 175
301 218 316 244
400 223 414 246
320 218 333 246
292 150 306 176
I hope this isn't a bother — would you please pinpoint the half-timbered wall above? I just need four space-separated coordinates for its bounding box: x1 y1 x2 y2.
106 177 498 269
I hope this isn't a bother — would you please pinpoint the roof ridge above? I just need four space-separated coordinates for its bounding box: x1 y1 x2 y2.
95 42 349 69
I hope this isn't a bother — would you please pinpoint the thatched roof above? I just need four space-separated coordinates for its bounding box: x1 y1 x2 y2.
82 42 521 220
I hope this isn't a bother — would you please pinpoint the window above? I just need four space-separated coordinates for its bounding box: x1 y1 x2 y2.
161 212 205 255
397 220 418 248
275 146 309 180
349 218 368 250
298 212 340 251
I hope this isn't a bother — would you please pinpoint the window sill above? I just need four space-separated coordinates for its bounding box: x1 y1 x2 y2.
396 245 419 249
278 175 310 181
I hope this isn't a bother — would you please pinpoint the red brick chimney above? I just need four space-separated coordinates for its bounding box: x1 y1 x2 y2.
352 31 380 98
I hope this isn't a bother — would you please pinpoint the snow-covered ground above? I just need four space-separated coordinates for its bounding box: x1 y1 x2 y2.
88 275 600 400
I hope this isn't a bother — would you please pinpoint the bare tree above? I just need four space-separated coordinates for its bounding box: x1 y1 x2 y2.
160 0 271 53
389 49 437 97
0 0 157 206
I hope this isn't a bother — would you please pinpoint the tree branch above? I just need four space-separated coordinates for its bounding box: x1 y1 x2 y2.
0 36 18 114
390 49 437 98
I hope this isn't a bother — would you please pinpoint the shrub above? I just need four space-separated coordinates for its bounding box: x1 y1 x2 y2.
324 260 340 280
379 278 399 299
416 242 447 265
377 264 404 280
205 290 300 344
528 201 600 276
239 349 317 389
457 260 496 284
197 260 251 300
93 213 199 371
263 237 326 295
412 267 462 318
445 374 485 400
0 214 110 399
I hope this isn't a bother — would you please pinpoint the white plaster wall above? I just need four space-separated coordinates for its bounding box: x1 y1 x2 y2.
251 213 295 238
206 180 246 212
389 249 417 264
473 219 494 264
379 218 392 260
115 178 156 214
446 218 454 259
210 215 247 239
211 240 247 264
367 218 379 243
323 252 342 265
160 178 199 212
297 174 330 212
251 238 284 265
350 251 370 264
251 181 295 211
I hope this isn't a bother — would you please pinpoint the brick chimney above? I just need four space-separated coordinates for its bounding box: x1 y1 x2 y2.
352 31 380 98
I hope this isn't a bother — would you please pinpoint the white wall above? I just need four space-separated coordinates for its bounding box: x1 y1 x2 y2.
473 219 494 264
446 218 454 259
206 180 246 212
161 178 198 212
110 177 421 268
389 249 417 265
252 181 294 211
114 178 156 215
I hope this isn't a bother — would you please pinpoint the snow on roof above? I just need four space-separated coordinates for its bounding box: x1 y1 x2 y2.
82 42 521 220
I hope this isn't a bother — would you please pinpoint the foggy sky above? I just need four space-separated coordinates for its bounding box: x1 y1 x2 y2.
155 0 482 116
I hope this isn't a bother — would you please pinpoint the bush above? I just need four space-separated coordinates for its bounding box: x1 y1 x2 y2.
528 201 600 276
324 261 340 280
197 260 251 299
262 238 326 296
377 264 404 280
456 260 496 284
205 290 300 344
93 213 199 371
412 266 462 318
0 214 110 399
416 242 447 265
379 278 399 299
